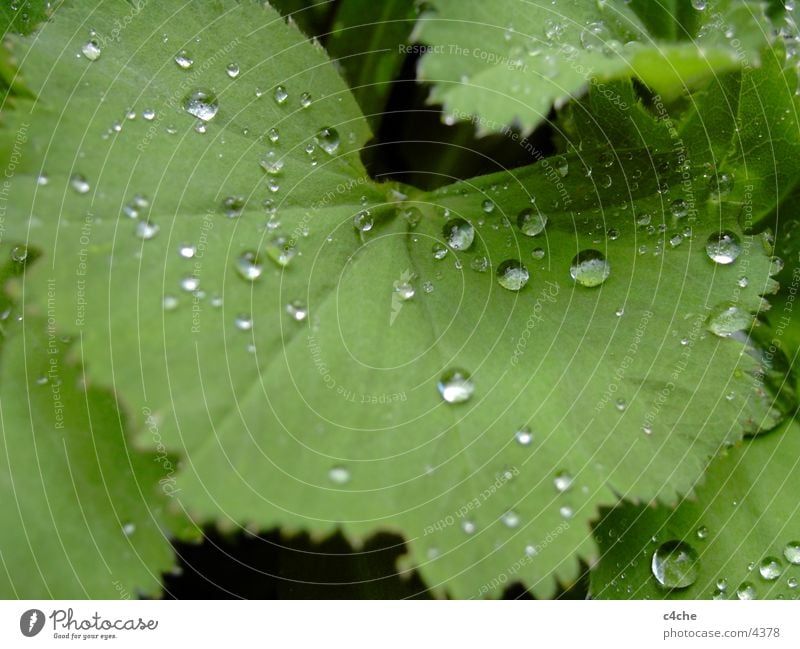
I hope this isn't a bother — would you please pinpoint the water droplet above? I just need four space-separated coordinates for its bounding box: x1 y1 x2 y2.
517 208 547 236
122 522 136 537
532 247 545 260
615 398 626 411
443 218 474 251
783 540 800 564
225 62 240 78
496 259 529 291
423 281 434 293
328 466 350 484
570 250 610 287
134 220 159 240
437 368 474 404
432 243 448 260
81 39 101 61
789 577 798 589
234 313 253 331
162 295 179 311
501 511 520 528
716 578 728 591
273 85 288 104
482 199 495 213
670 199 689 218
553 156 568 177
316 127 340 154
180 275 200 292
178 243 196 259
768 256 784 276
706 303 752 337
705 230 741 264
70 173 90 194
174 50 194 69
559 505 574 519
470 256 489 273
692 0 708 9
696 526 709 540
286 300 307 322
36 172 49 186
183 89 218 121
461 520 476 535
222 195 246 218
142 108 156 121
268 128 280 143
736 582 757 600
259 150 284 175
299 92 312 108
515 427 533 445
265 235 297 267
758 557 782 581
354 210 374 232
235 251 263 281
10 245 28 263
553 470 573 493
709 172 734 198
651 541 700 589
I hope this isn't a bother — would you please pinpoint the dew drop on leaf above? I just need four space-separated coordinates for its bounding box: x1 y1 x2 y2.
134 220 159 240
174 50 193 69
516 207 547 236
121 522 136 537
515 427 533 445
286 300 308 322
235 251 263 281
570 250 610 287
81 39 101 61
180 275 200 292
265 235 297 267
437 368 474 404
183 89 218 121
328 466 350 485
299 92 312 108
178 243 196 259
273 85 288 105
162 295 178 311
10 245 28 263
651 540 700 589
225 62 240 78
234 313 253 331
432 243 448 260
706 303 752 337
501 511 520 528
482 199 495 213
670 199 689 218
553 470 573 493
316 127 340 154
461 520 476 535
709 172 734 198
496 259 529 291
784 541 800 564
758 557 782 580
443 218 475 251
354 210 374 232
705 230 741 264
736 582 757 599
70 173 90 194
222 195 246 218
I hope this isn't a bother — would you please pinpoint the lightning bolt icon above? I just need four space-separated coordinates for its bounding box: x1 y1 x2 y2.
28 611 38 632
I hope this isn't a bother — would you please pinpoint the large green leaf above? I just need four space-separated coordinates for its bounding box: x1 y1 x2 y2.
414 0 773 135
1 0 794 598
590 421 800 599
0 316 178 598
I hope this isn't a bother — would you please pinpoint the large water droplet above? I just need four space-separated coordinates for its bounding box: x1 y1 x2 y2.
705 231 741 264
443 218 475 251
736 582 757 599
235 251 263 281
316 127 340 154
496 259 529 291
437 368 474 404
570 250 610 287
517 208 547 236
183 89 218 121
706 303 752 337
757 557 782 581
651 540 700 589
784 540 800 564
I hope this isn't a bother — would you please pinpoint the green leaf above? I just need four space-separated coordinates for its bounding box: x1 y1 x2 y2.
1 0 793 598
590 421 800 599
326 0 418 127
0 316 178 598
414 0 772 135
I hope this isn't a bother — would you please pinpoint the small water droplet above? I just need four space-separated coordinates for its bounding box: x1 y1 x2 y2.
81 39 101 61
532 247 545 260
501 511 520 528
235 251 263 281
443 218 475 251
354 210 374 232
470 256 489 273
178 243 196 259
570 250 610 287
496 259 529 291
651 540 700 589
554 470 573 493
696 526 709 540
328 466 350 484
783 540 800 564
183 89 218 121
225 62 240 78
180 275 200 292
10 245 28 263
234 313 253 331
286 300 307 322
265 235 297 267
515 427 533 445
134 220 159 240
461 519 476 535
432 243 448 260
70 173 90 194
273 85 288 105
670 199 689 218
709 172 734 198
299 92 312 108
122 522 136 537
482 199 495 213
559 505 574 519
174 50 194 69
768 256 784 276
437 368 474 404
517 208 547 236
615 398 626 411
222 195 246 218
316 127 340 154
162 295 179 311
706 303 751 337
705 231 741 264
142 108 156 121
